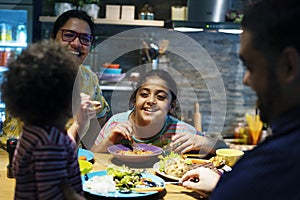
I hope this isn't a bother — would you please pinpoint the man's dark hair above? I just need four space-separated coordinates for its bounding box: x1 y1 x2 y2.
51 10 94 40
241 0 300 58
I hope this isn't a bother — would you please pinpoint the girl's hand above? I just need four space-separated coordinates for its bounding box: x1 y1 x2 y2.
106 121 134 144
170 132 200 153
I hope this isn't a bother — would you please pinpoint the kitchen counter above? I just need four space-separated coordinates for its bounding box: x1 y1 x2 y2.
0 148 207 199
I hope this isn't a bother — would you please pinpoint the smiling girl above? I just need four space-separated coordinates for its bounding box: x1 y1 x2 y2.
91 70 226 155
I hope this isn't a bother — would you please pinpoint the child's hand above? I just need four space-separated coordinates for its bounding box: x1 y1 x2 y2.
107 121 134 144
170 132 199 153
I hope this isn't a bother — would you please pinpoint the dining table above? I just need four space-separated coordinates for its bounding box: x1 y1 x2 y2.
0 148 208 200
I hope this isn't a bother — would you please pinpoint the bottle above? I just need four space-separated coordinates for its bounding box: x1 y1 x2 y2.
139 6 146 20
7 138 18 178
193 102 202 132
0 23 6 42
16 24 27 43
146 5 154 20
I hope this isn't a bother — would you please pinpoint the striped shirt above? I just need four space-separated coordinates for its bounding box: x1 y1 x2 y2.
13 125 83 200
94 110 203 147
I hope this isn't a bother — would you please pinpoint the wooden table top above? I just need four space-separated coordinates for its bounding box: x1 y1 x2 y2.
0 148 207 200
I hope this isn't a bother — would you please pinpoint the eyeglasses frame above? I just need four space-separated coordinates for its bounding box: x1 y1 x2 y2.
60 29 94 46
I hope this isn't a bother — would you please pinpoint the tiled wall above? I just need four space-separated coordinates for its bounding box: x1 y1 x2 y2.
168 31 256 135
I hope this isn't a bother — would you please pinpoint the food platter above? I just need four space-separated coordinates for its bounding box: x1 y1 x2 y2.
78 148 94 162
82 170 165 198
153 159 214 181
153 162 181 181
107 144 162 163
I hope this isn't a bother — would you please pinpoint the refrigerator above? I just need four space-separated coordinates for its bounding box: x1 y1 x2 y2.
0 0 33 129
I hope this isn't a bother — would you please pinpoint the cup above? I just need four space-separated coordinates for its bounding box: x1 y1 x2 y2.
249 128 262 145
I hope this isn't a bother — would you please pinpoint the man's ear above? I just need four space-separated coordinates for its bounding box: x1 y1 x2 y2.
279 46 300 83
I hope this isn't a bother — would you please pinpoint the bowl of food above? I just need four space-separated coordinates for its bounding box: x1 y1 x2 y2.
216 148 244 167
107 144 162 163
79 160 93 175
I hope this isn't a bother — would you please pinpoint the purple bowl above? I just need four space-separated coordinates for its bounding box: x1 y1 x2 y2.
107 144 162 163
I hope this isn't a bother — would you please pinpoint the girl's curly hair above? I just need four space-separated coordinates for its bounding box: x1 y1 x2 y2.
1 41 78 125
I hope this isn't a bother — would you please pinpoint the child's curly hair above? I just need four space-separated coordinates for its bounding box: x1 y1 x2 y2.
1 41 78 125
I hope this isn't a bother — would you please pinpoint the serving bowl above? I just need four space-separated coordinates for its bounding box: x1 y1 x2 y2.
107 144 162 163
103 63 120 69
100 67 122 74
216 148 244 167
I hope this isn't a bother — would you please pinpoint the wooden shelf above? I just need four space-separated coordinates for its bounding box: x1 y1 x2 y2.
39 16 164 27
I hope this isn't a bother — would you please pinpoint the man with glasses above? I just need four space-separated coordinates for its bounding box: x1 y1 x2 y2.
2 10 110 149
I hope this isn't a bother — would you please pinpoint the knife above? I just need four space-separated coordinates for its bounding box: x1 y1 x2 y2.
133 187 164 192
165 181 182 185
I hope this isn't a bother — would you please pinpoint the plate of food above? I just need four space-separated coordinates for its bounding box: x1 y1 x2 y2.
78 148 94 162
82 166 165 198
107 144 163 163
153 152 224 181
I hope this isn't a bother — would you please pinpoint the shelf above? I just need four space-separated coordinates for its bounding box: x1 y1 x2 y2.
0 67 8 72
172 21 241 29
39 16 165 27
0 42 27 48
100 85 133 91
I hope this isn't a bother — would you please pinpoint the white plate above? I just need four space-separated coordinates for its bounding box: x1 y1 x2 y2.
153 162 181 181
153 159 217 181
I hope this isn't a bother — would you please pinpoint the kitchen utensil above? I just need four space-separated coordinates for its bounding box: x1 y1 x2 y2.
149 42 159 59
133 187 164 192
159 39 169 54
165 181 182 185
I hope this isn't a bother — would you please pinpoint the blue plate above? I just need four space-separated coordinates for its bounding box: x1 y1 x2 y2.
82 170 165 198
78 148 94 162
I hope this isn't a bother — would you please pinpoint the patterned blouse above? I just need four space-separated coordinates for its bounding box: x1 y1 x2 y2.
94 110 203 148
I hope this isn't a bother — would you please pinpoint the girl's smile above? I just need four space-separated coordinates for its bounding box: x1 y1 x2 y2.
134 77 172 127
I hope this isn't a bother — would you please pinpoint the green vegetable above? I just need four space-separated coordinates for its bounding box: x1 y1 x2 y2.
106 165 142 190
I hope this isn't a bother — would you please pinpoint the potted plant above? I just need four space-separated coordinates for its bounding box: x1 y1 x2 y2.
48 0 77 16
80 0 100 19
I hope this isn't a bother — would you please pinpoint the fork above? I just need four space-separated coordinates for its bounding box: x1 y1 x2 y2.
130 139 142 151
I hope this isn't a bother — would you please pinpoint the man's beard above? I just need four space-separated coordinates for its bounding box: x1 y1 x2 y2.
258 72 281 123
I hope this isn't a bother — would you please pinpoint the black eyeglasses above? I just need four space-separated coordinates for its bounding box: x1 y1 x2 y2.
60 29 93 46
